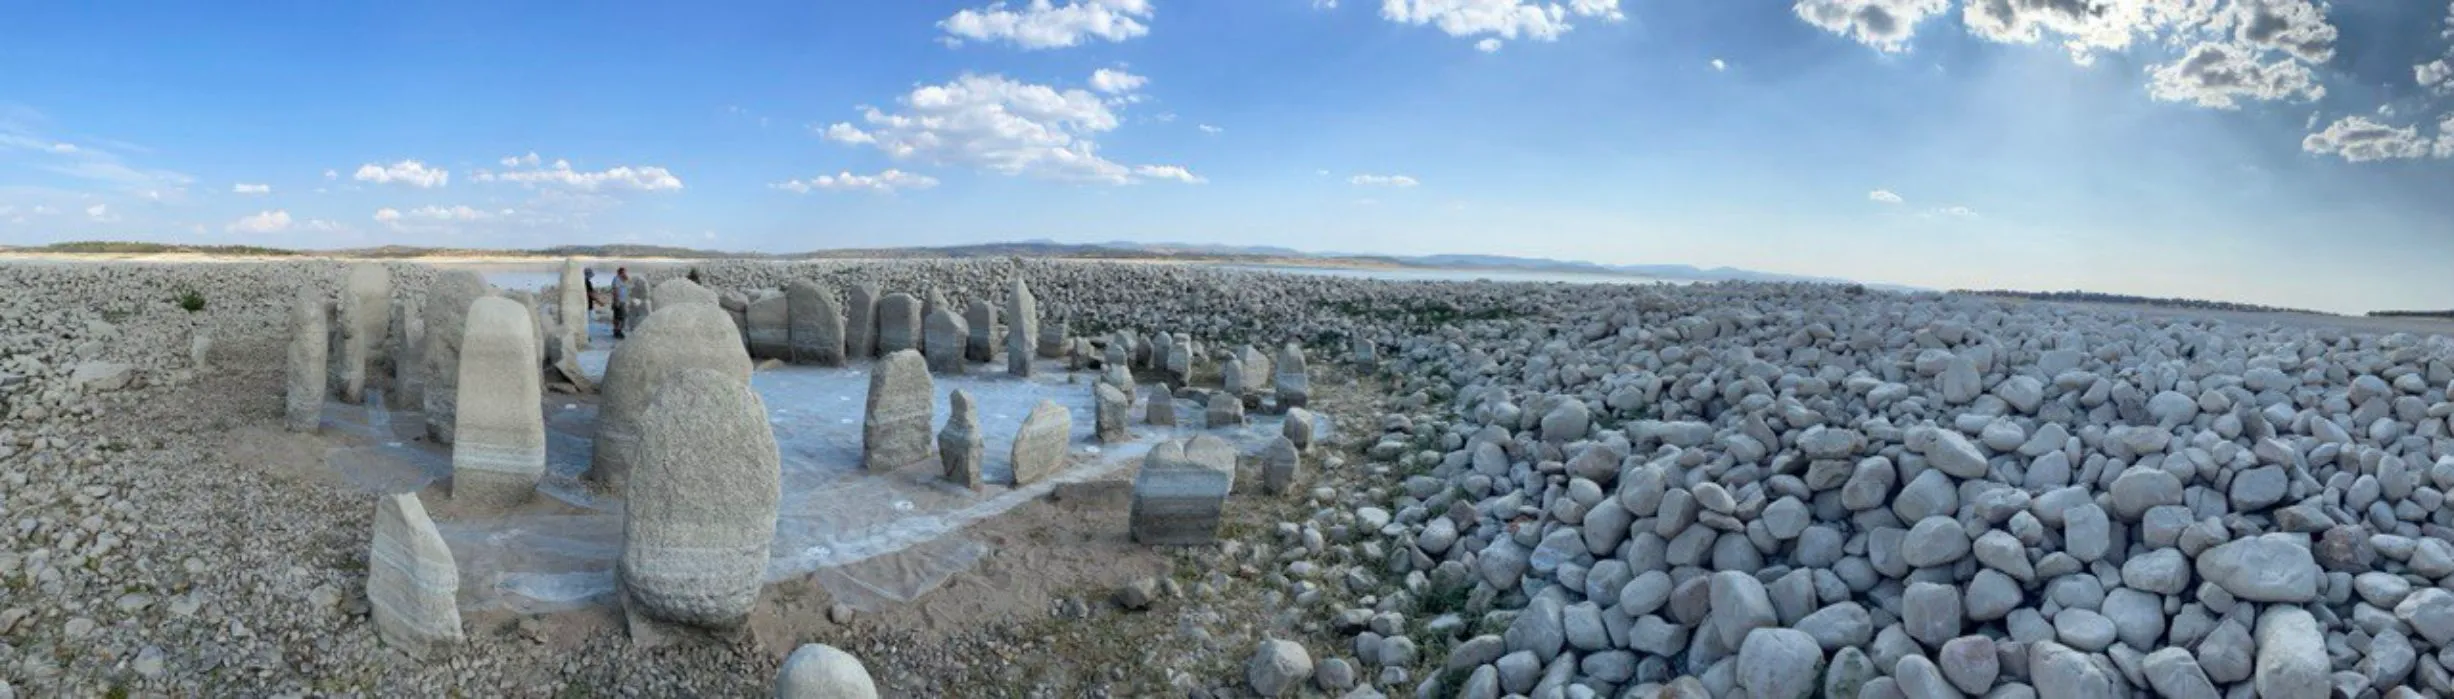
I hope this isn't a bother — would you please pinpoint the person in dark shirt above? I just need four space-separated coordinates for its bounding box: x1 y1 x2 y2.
612 267 631 339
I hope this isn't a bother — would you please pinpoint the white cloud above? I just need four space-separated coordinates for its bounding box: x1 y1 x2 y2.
85 204 115 222
323 169 338 180
2147 42 2323 109
2301 116 2433 162
2436 113 2454 159
1350 173 1421 187
500 151 542 168
1869 189 1904 204
226 210 292 234
353 160 449 188
1381 0 1625 50
1132 165 1206 184
939 0 1155 49
1198 124 1223 134
232 183 271 195
1090 67 1148 94
2228 0 2335 63
771 169 943 194
2419 60 2452 89
1935 206 1978 218
822 72 1189 185
1960 0 2150 64
1711 58 1727 71
373 208 402 223
1793 0 1948 53
1315 0 1338 7
299 218 344 233
377 204 496 225
48 143 76 154
474 156 684 192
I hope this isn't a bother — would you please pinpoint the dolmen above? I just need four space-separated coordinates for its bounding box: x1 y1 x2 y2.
1130 436 1235 545
420 271 491 445
594 298 753 492
367 492 463 659
862 350 934 472
1012 399 1070 485
451 297 545 508
620 367 780 634
787 281 844 366
285 286 327 433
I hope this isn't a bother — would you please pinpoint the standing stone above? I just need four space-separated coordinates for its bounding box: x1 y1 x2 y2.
1147 384 1177 426
367 493 462 659
1104 338 1129 372
1006 278 1038 377
775 644 879 699
388 296 423 411
862 350 935 472
285 287 328 433
1207 393 1245 428
720 292 751 349
594 305 754 491
1012 400 1071 486
1275 343 1310 409
1284 408 1317 450
1222 358 1250 398
338 263 391 404
1164 335 1192 385
964 299 998 363
627 279 650 334
654 278 720 308
1262 436 1301 495
421 271 490 445
923 308 968 375
939 390 984 491
190 331 212 371
559 259 587 351
1149 333 1174 374
451 298 545 509
845 284 879 360
1037 311 1067 358
1240 344 1273 383
622 368 780 631
1095 382 1132 444
746 292 790 360
921 287 947 327
508 291 548 368
1130 436 1236 545
786 281 844 366
874 293 922 356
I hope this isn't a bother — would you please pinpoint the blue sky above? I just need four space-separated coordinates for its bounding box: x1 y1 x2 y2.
3 0 2452 312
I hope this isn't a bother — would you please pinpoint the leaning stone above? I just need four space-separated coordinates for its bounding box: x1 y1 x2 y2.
1208 393 1245 428
845 284 879 360
1284 408 1317 450
367 493 462 659
1012 400 1071 486
1131 437 1235 545
940 390 984 491
1095 382 1132 443
787 281 844 366
1275 343 1309 409
1007 278 1039 376
863 350 935 473
1263 436 1301 495
420 271 490 445
874 293 922 356
775 644 879 699
337 263 391 404
286 286 328 433
593 305 753 491
746 292 790 360
621 368 780 631
923 307 968 374
964 298 998 363
451 297 545 509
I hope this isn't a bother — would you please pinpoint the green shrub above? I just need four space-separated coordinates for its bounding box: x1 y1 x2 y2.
177 290 206 313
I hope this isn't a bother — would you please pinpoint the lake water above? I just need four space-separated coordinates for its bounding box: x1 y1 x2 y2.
447 260 1677 291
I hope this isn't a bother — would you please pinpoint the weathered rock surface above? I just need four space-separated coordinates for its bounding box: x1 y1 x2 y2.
939 389 984 490
1011 399 1070 486
367 493 463 659
775 644 879 699
862 350 935 472
787 281 844 366
593 304 753 491
1007 278 1038 377
449 297 545 509
923 307 967 374
621 368 780 631
419 271 490 444
874 293 922 356
285 286 327 432
1131 436 1234 545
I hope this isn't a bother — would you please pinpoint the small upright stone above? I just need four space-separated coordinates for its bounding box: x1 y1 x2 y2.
1006 277 1039 377
420 271 491 445
874 293 922 356
1284 408 1317 450
775 644 879 699
337 263 392 404
964 298 998 363
746 292 790 360
367 493 462 659
451 297 545 509
923 307 968 374
621 368 780 631
1146 384 1177 426
862 350 935 472
592 305 754 491
1274 343 1310 409
1012 400 1071 486
1207 393 1245 428
388 296 423 410
558 259 587 351
1222 358 1250 398
1262 436 1301 495
845 284 879 360
285 286 328 433
940 390 984 491
1131 436 1236 545
1164 334 1192 385
1095 382 1132 444
787 281 844 366
1037 310 1067 358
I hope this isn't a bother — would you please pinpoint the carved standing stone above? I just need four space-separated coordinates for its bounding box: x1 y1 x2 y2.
788 281 845 366
367 493 463 659
1130 436 1236 545
420 271 490 445
747 292 791 360
593 304 754 492
451 297 545 509
1006 278 1038 377
845 284 879 360
964 299 998 363
1095 382 1132 444
923 308 967 375
286 286 328 433
338 263 391 404
862 350 935 472
1011 399 1071 486
940 390 984 491
622 367 780 631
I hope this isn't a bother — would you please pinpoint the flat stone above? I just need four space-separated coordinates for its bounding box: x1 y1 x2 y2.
1011 400 1070 486
367 493 462 659
2196 533 2319 602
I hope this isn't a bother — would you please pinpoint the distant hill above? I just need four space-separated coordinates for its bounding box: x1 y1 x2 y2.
1959 289 2328 316
2370 310 2454 319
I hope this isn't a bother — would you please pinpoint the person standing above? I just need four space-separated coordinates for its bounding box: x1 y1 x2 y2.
611 267 631 339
